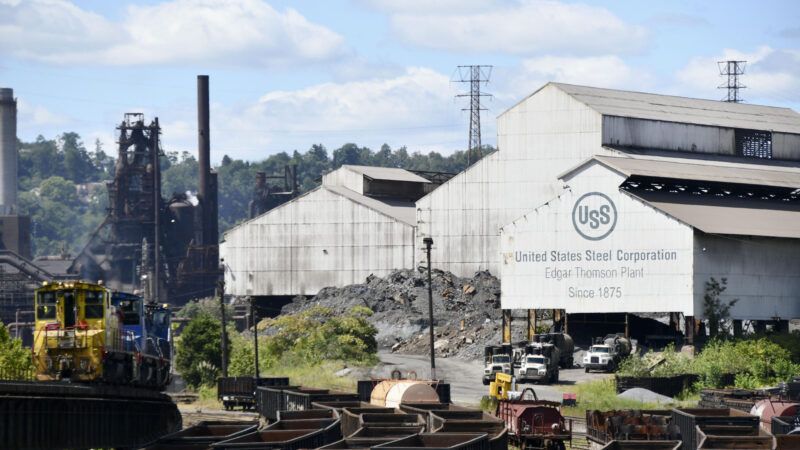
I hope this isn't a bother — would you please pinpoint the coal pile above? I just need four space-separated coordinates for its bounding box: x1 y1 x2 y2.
281 268 521 360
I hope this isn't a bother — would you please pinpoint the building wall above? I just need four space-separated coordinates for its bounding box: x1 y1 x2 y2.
321 167 364 194
693 233 800 320
772 132 800 161
416 84 607 277
221 187 415 296
500 162 695 314
602 116 736 155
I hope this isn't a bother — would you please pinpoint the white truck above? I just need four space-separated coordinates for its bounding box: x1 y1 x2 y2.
483 345 513 385
517 343 560 384
583 334 632 373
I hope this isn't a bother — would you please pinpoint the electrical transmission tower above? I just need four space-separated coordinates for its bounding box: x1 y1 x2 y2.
718 60 746 103
455 65 492 166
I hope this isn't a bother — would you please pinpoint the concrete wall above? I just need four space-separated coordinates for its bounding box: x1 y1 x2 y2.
416 84 607 277
693 233 800 320
500 162 695 314
221 187 415 296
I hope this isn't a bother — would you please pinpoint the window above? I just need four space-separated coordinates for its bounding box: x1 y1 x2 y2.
736 129 772 159
84 290 104 319
36 292 56 320
117 299 141 325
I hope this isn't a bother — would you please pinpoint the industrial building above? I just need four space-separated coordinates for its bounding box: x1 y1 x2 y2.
417 82 800 278
500 154 800 323
221 165 432 299
222 82 800 331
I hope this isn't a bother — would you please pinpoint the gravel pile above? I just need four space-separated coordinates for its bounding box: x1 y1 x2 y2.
282 268 528 360
617 388 675 404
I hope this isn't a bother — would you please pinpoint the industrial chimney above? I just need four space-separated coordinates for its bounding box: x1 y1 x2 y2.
0 88 17 215
196 75 218 246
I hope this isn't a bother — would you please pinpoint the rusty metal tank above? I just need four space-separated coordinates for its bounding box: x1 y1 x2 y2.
751 400 800 428
369 381 440 407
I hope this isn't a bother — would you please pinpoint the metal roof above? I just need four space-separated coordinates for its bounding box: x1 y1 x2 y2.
578 154 800 189
324 185 417 225
551 82 800 134
343 165 431 183
629 193 800 239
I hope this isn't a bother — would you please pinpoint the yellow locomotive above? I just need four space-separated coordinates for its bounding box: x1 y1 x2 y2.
33 281 122 381
33 280 173 387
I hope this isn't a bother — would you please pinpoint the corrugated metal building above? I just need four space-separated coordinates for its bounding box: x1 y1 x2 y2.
500 154 800 321
417 82 800 278
221 165 428 298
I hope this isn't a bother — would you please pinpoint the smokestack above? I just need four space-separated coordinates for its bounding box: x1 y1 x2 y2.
0 88 17 215
197 75 211 244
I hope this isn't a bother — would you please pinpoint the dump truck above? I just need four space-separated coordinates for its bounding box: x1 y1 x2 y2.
530 333 575 368
583 334 632 373
518 343 560 384
483 345 514 385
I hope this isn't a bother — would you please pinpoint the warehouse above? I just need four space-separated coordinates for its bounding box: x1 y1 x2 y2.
416 82 800 282
500 154 800 327
221 165 431 299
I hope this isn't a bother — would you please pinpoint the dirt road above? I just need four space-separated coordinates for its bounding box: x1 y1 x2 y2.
373 351 610 406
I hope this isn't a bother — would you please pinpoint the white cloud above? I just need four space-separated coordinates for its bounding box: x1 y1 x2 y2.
493 55 649 107
0 0 345 66
676 46 800 104
159 67 469 160
371 0 647 56
16 98 68 127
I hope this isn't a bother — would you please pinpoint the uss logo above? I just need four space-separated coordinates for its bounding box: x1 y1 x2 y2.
571 192 617 241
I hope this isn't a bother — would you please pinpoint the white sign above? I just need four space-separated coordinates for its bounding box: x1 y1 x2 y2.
500 177 694 314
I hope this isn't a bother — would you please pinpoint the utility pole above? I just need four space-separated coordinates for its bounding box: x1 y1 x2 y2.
455 65 492 166
251 297 260 379
218 276 228 377
718 60 746 103
424 237 436 380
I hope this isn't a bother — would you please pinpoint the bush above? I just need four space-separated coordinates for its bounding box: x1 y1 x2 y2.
258 306 378 368
0 322 33 378
618 337 800 391
176 313 228 388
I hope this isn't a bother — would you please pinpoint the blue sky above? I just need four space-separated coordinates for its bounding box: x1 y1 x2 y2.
1 0 799 163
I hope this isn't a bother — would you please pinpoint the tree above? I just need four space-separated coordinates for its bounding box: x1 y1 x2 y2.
60 132 97 182
175 313 227 388
703 277 739 337
0 321 33 378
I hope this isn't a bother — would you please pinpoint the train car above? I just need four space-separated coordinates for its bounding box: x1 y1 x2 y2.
33 281 121 382
32 281 172 389
111 291 172 388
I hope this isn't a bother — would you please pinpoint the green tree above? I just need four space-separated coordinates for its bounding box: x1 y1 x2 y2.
60 132 97 182
175 313 227 388
0 322 33 378
703 277 738 337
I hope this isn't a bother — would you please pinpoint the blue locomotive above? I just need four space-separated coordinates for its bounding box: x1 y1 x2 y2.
111 291 173 388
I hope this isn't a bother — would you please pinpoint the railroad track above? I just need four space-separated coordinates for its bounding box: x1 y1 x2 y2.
0 380 181 449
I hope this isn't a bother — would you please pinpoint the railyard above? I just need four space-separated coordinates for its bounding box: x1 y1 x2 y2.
1 3 800 449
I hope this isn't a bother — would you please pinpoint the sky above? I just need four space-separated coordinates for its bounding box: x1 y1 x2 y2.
1 0 799 163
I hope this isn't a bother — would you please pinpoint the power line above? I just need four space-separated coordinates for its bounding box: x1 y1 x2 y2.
718 60 746 103
454 65 492 166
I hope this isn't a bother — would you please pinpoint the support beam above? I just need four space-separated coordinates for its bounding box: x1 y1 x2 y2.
526 309 537 342
685 315 695 345
502 309 512 344
733 320 743 337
